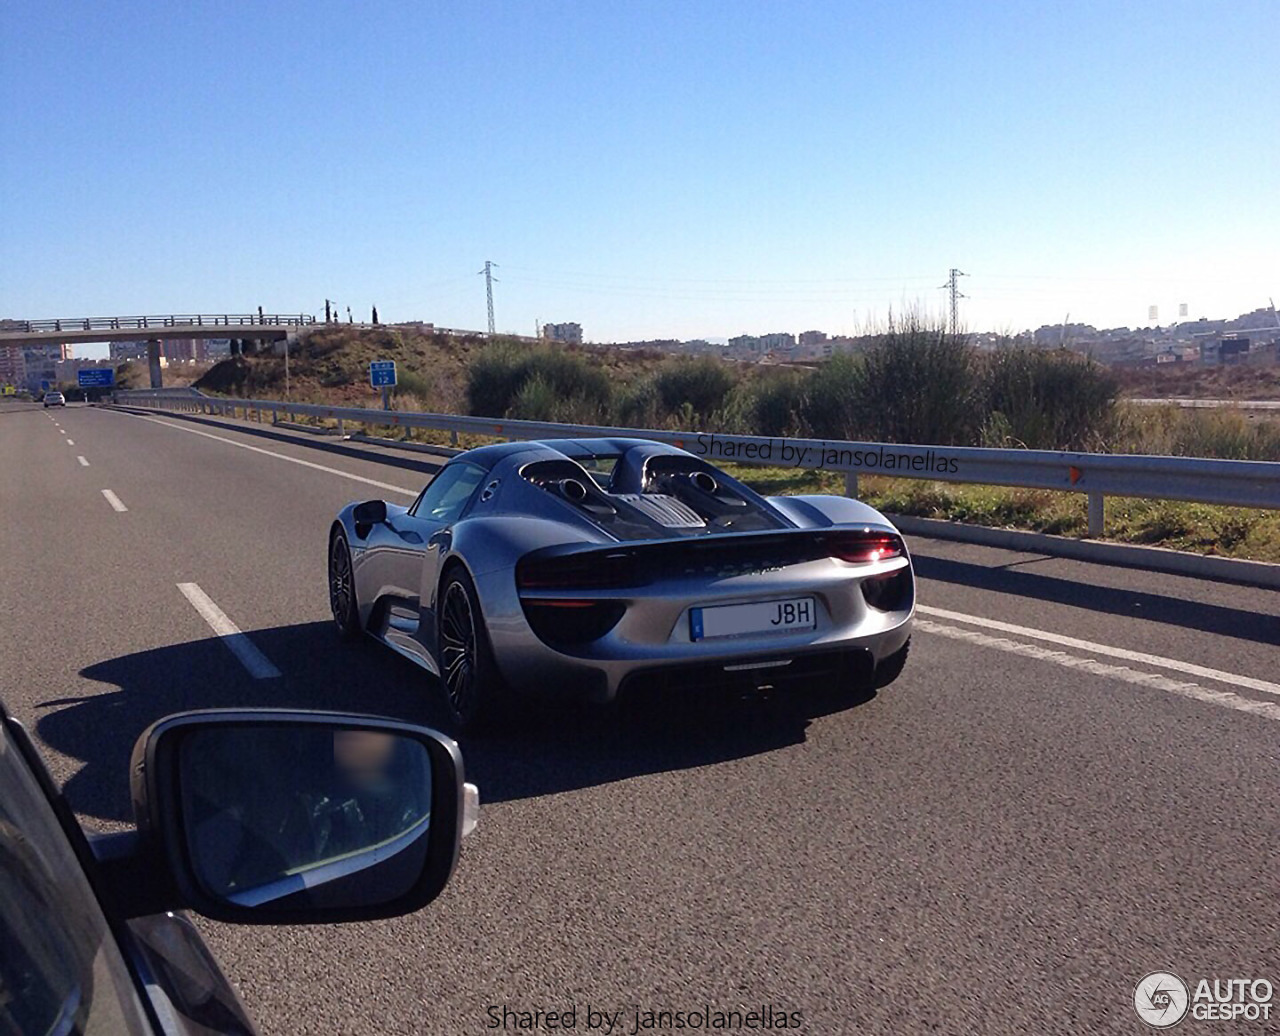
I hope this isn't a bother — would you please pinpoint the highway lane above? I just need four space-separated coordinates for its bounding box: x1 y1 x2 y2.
2 400 1278 1035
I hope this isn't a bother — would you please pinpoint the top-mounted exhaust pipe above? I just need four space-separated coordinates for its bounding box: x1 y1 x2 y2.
557 478 589 503
688 470 718 494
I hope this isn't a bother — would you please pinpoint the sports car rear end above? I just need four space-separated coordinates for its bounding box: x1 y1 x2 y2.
477 525 913 702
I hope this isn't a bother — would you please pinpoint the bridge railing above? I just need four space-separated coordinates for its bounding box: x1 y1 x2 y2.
12 314 317 333
112 388 1280 535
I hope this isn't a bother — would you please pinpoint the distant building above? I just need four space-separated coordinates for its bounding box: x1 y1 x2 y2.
541 322 583 345
19 343 71 390
1199 336 1250 366
110 341 149 361
162 338 204 362
0 344 23 386
798 330 828 347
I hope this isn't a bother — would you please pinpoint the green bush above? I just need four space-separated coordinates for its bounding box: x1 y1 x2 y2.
851 314 980 445
801 353 862 439
980 347 1118 450
393 370 432 402
652 357 735 421
466 342 530 416
722 372 808 436
466 342 612 421
614 375 662 428
508 375 560 422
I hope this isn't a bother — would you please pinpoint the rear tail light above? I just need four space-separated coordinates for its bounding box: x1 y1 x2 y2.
829 531 905 564
516 530 904 592
516 551 643 591
861 567 913 611
522 601 626 645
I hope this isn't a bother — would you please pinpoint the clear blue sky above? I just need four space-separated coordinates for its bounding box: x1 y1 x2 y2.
3 0 1276 353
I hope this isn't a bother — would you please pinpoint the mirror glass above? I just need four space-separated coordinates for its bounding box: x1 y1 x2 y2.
176 725 432 909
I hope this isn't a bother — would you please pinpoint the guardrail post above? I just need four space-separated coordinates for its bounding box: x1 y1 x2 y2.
271 405 278 424
1087 492 1105 537
337 418 345 436
844 472 859 499
450 430 458 447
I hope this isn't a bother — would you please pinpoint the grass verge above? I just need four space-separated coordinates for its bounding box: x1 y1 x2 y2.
725 465 1280 564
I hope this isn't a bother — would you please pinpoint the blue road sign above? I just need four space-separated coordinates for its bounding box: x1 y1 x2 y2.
77 368 115 387
370 360 397 388
40 380 50 391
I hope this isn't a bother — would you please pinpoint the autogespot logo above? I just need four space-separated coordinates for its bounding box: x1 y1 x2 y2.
1135 972 1190 1028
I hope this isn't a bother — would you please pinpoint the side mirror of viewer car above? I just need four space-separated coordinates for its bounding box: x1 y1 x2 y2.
95 710 478 925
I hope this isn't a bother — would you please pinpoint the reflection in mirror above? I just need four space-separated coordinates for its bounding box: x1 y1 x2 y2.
177 725 432 908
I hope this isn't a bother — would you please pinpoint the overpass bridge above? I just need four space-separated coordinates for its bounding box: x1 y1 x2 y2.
0 313 317 388
0 313 315 346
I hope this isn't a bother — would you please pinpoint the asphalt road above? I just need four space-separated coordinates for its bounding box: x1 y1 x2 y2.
2 399 1278 1035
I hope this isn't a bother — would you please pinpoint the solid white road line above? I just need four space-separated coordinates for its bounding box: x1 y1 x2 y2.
77 455 89 467
100 489 128 512
110 411 417 496
177 582 283 679
916 604 1280 698
916 618 1280 724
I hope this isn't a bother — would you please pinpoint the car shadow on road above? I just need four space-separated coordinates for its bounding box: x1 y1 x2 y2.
912 552 1280 646
38 621 874 824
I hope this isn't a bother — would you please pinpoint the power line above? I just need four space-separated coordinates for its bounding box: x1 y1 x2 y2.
499 263 938 286
503 274 938 303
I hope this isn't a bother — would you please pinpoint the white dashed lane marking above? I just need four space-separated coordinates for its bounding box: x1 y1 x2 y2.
915 607 1280 724
177 582 282 679
916 604 1280 697
108 410 417 496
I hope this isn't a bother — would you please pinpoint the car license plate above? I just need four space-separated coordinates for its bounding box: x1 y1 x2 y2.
690 597 816 641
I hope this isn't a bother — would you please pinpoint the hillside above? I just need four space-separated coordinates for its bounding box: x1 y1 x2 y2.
1113 362 1280 400
194 325 671 412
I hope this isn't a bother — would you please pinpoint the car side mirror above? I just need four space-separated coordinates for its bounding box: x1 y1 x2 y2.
353 500 388 526
118 710 478 925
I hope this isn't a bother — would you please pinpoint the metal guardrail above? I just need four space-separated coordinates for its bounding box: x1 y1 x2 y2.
1129 397 1280 411
10 314 316 333
113 388 1280 536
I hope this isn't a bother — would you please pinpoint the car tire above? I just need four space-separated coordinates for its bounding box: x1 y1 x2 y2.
437 567 508 734
873 638 910 689
329 530 361 641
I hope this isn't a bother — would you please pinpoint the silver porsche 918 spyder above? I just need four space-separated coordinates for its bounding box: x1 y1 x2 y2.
328 437 914 731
